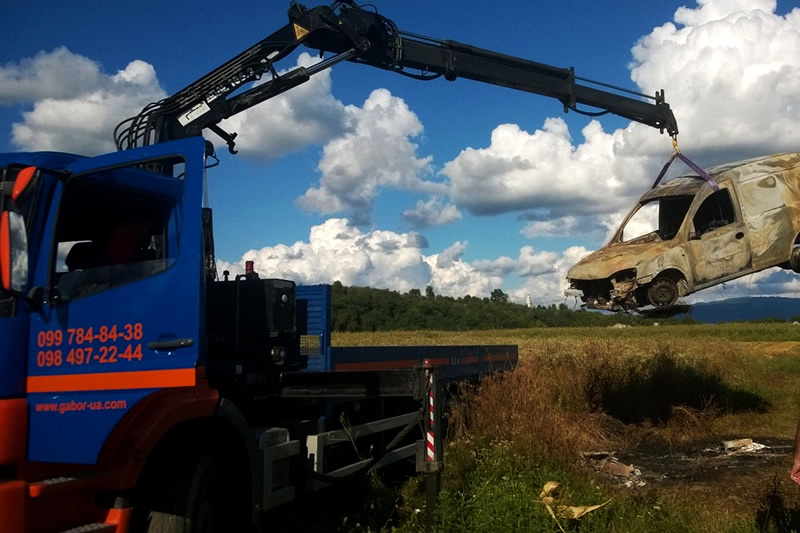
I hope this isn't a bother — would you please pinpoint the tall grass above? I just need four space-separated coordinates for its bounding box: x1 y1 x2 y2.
370 325 800 532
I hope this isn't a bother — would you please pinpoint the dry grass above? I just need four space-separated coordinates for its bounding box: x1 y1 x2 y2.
337 324 800 531
334 324 800 442
445 335 766 459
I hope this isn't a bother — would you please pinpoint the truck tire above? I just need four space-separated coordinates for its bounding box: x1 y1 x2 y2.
647 277 678 308
144 454 218 533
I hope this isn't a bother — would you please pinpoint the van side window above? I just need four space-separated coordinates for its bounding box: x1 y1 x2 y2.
693 188 735 236
658 196 693 240
53 168 181 301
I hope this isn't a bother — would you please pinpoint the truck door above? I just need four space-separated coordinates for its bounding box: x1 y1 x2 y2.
685 185 752 287
26 137 208 464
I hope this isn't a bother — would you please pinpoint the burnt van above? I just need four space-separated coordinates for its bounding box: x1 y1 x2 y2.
567 152 800 312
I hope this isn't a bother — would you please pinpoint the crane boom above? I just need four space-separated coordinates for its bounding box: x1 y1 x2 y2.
114 2 678 153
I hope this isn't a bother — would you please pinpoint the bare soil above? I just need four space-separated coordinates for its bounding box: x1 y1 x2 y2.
592 436 797 521
620 438 791 484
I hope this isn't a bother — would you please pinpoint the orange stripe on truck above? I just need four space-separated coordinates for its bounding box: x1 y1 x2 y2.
26 368 196 393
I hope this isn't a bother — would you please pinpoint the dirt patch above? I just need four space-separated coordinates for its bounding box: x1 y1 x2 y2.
587 437 796 518
618 438 792 486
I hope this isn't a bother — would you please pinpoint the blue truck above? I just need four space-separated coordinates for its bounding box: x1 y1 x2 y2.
0 3 678 531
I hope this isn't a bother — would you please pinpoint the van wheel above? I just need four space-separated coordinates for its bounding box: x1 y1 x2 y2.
791 246 800 273
647 278 678 307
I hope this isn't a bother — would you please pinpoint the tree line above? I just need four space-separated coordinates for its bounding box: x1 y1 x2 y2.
330 282 661 332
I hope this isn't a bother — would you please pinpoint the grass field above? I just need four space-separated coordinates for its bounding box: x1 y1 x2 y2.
330 323 800 532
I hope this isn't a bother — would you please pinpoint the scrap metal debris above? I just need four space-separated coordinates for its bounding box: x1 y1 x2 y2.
581 451 646 487
721 438 767 453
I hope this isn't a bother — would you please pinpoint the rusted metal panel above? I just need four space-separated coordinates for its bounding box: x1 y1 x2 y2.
567 152 800 314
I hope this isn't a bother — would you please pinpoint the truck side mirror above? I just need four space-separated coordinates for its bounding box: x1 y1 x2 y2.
0 211 29 292
11 166 41 209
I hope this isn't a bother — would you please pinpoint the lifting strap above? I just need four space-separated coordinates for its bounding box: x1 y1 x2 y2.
651 136 719 191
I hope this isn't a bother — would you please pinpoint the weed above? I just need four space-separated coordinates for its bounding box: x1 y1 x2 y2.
754 475 800 533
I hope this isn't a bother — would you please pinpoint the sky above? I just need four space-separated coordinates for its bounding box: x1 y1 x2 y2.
2 0 800 306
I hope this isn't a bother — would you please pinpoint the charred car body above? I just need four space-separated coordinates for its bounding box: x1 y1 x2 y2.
567 152 800 312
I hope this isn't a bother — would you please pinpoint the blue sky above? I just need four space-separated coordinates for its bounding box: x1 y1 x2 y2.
2 0 800 304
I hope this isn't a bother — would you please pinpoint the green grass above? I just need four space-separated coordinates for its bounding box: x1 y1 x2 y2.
334 322 800 346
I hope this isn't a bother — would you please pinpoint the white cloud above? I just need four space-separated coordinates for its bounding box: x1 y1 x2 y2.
296 88 438 224
442 119 651 223
220 218 591 303
521 215 579 238
403 197 462 228
517 246 560 277
425 242 504 297
0 47 105 105
218 53 348 161
3 49 165 155
627 0 800 158
502 245 592 307
471 255 518 278
434 241 469 269
234 218 431 294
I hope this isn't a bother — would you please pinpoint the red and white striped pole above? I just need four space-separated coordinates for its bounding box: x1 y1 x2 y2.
426 369 435 463
421 361 441 533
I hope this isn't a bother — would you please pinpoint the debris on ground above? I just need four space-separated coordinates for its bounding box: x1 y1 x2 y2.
721 438 764 452
582 452 632 475
582 451 648 488
581 438 791 495
539 481 612 532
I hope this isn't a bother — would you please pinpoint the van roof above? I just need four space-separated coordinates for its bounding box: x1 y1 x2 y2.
642 177 703 200
702 152 800 178
643 152 800 201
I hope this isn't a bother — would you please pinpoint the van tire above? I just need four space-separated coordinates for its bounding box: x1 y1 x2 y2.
791 246 800 274
647 277 679 308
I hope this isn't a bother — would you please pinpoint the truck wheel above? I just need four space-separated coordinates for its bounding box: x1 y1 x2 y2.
647 277 678 308
144 454 218 533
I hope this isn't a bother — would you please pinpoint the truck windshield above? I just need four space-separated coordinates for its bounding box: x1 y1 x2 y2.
620 195 694 243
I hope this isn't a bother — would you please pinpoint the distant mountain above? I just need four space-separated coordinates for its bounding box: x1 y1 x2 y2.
678 297 800 323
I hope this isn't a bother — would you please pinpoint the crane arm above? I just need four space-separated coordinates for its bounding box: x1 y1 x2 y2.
114 2 678 153
347 33 677 135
